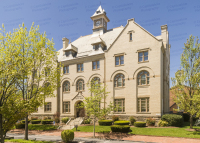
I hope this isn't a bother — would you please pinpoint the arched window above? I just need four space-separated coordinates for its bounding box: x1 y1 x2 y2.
137 71 150 85
76 79 84 91
114 74 125 87
91 77 100 84
63 81 70 92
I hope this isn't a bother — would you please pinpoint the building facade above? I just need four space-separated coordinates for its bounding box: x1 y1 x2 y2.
32 6 170 120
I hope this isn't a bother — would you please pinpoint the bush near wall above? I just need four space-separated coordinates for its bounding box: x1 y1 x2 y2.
31 120 41 124
158 120 168 127
161 114 183 127
114 121 130 125
20 120 30 124
41 120 53 125
129 116 136 125
83 118 91 124
112 115 119 122
146 118 156 126
98 120 113 126
31 117 38 120
15 123 25 129
61 130 74 143
62 117 69 124
134 122 146 127
111 125 130 133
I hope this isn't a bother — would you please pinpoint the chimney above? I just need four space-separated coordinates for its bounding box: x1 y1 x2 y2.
161 25 168 48
62 37 69 49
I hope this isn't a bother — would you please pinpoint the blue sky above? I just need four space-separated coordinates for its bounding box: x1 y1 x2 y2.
0 0 200 87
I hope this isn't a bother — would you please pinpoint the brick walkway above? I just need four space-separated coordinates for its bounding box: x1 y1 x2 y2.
7 129 200 143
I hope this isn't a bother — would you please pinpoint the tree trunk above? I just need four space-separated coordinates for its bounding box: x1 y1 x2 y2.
0 114 4 143
190 114 193 129
24 115 28 140
93 117 95 137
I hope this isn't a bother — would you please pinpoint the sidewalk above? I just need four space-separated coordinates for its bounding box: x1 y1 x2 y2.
7 129 200 143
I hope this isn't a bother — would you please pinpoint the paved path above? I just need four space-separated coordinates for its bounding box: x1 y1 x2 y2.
7 129 200 143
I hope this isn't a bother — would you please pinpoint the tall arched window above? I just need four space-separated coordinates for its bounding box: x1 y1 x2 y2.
76 79 84 91
114 74 125 87
137 71 150 85
63 81 70 92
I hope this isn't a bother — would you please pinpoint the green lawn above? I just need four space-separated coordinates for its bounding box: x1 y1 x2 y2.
73 123 200 139
5 139 54 143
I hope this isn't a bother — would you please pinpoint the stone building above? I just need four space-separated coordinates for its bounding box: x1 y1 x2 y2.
32 5 170 120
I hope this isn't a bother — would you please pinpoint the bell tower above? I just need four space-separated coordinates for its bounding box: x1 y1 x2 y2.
91 5 110 36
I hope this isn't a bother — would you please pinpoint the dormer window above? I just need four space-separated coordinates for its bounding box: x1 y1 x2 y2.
93 44 100 51
96 10 100 14
65 51 70 57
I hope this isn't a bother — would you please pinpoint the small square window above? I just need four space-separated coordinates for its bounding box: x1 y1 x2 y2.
115 55 124 66
44 102 51 112
92 61 100 70
138 51 148 62
63 66 69 74
77 63 84 72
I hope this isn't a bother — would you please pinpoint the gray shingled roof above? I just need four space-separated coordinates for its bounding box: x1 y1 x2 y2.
58 26 124 62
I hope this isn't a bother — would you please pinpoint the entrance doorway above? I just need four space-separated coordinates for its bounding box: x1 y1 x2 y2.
75 101 85 117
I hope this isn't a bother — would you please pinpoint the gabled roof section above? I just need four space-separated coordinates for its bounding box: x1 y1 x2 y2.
91 36 106 46
92 5 105 17
64 43 78 52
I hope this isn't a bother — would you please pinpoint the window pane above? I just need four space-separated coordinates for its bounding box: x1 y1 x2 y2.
141 99 146 112
130 33 132 40
115 57 119 65
81 64 84 71
144 56 148 61
67 66 69 73
93 62 96 69
117 77 122 86
147 77 149 84
147 98 149 112
78 64 80 72
139 57 143 62
141 75 146 85
79 82 82 90
120 56 124 65
137 99 140 112
97 61 100 69
144 51 148 56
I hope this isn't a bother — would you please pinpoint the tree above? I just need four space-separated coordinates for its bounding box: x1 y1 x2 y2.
77 80 115 137
171 35 200 129
13 23 62 140
0 23 62 142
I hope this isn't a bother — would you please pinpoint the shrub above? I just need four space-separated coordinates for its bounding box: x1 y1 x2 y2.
31 120 41 124
41 120 53 125
158 120 168 127
54 117 60 123
161 114 183 127
28 124 58 131
129 116 136 125
112 115 119 122
134 122 146 127
62 117 69 124
98 120 113 126
146 118 156 126
111 125 130 133
15 123 25 129
31 117 38 120
84 118 91 124
20 120 30 124
114 121 129 125
61 130 74 143
182 113 190 122
43 116 51 120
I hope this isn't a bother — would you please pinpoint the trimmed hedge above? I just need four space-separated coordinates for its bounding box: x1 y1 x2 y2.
98 120 113 126
62 117 69 124
41 120 53 125
15 123 25 129
161 114 183 127
111 125 130 133
61 130 74 143
31 120 41 124
114 121 129 125
31 117 38 120
21 120 30 124
134 122 146 127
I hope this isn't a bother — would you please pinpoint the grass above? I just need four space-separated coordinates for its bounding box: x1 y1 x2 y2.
5 139 54 143
28 125 58 131
72 122 200 139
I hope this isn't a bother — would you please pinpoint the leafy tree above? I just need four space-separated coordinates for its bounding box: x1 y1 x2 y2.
0 23 62 142
77 80 115 137
171 35 200 129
